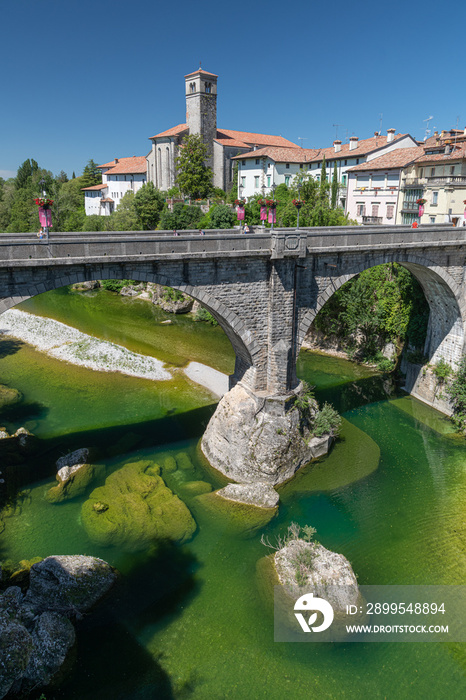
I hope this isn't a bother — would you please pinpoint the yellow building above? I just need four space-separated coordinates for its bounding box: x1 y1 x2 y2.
397 141 466 226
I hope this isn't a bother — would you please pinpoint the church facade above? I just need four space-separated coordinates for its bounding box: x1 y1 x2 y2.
146 68 298 193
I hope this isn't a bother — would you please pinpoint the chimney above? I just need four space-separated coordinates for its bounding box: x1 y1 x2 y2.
349 137 359 151
387 128 396 143
445 143 452 155
115 158 119 164
333 140 341 153
464 127 466 136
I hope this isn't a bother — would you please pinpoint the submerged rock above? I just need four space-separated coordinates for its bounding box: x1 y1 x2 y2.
0 555 115 698
194 488 278 537
81 460 196 551
56 448 91 471
0 384 22 409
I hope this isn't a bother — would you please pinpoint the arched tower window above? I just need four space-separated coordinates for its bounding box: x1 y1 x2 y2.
190 82 196 93
205 82 212 94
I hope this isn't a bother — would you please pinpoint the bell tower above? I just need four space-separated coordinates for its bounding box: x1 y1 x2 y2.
185 67 218 167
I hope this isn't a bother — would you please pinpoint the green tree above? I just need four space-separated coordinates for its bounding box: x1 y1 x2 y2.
81 159 102 188
204 204 236 229
16 159 39 190
107 191 138 231
133 182 165 229
159 202 203 230
331 161 339 209
175 134 213 199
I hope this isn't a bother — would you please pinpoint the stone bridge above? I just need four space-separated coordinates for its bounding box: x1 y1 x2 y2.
1 224 465 484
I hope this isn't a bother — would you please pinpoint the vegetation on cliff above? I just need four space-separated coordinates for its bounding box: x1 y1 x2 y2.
312 263 429 369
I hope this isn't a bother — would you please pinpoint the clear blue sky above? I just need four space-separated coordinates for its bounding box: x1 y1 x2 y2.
2 0 465 180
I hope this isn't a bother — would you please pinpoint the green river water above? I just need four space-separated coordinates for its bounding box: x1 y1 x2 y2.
1 286 465 699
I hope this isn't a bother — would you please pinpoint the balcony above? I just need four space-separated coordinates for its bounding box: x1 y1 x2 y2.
362 216 383 225
401 178 426 189
425 176 466 186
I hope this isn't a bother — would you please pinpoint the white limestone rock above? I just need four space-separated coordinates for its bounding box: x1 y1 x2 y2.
217 483 279 509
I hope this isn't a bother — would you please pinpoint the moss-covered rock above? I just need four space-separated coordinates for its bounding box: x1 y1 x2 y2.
81 460 196 551
0 384 22 409
194 489 277 537
45 463 105 503
162 456 178 474
175 452 195 471
179 480 213 497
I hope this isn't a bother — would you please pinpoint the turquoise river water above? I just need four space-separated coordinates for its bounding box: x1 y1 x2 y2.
0 286 465 699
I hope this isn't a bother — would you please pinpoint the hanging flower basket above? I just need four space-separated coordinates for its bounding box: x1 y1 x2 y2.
235 198 246 207
35 197 54 209
416 198 427 205
265 199 277 208
292 199 305 208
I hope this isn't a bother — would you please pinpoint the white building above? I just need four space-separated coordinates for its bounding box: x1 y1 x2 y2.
234 130 419 205
346 147 422 225
146 68 298 193
82 156 147 216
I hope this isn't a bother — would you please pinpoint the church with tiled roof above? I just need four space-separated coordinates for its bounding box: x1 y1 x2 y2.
146 68 298 193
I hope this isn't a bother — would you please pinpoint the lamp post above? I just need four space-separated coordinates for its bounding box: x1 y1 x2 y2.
296 182 302 229
270 182 277 231
38 178 51 241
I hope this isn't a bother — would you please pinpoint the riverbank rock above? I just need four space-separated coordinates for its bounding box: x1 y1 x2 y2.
0 384 22 409
56 447 91 471
0 555 116 698
71 280 100 291
81 460 196 552
201 383 333 485
156 293 193 314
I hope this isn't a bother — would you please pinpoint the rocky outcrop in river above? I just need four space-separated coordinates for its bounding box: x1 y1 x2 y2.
201 383 334 486
0 555 116 699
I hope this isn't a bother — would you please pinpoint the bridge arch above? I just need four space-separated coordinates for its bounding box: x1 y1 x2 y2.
0 267 260 392
297 252 466 367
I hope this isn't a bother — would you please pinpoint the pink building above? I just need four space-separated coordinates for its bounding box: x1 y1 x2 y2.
346 147 422 225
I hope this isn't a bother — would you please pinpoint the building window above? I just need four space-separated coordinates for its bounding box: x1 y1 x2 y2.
189 82 195 93
267 175 271 187
205 82 212 93
242 160 246 166
432 191 438 205
254 176 259 188
386 204 394 219
341 174 347 186
430 216 436 223
344 159 347 165
371 203 379 217
241 176 246 187
357 203 365 216
255 159 260 165
285 176 290 186
431 167 435 177
286 163 290 169
450 166 455 175
419 168 423 178
356 158 360 164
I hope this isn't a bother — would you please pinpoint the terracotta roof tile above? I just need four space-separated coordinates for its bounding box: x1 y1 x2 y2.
347 147 424 171
232 146 317 163
98 156 147 175
100 197 114 203
217 128 298 148
149 123 188 140
307 133 408 162
185 68 218 78
81 183 107 191
414 144 466 164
